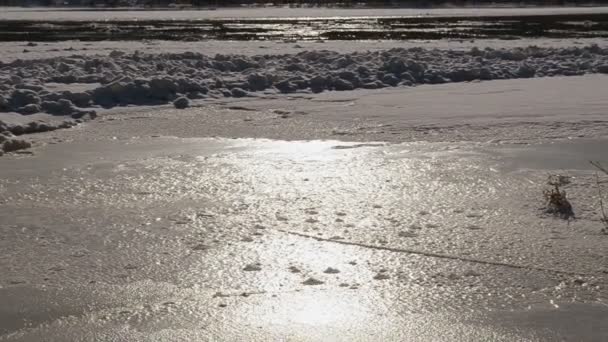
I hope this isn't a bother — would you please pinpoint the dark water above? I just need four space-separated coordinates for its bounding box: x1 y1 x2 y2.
1 12 607 41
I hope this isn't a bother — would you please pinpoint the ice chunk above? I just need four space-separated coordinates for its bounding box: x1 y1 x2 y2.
302 277 325 285
173 96 190 109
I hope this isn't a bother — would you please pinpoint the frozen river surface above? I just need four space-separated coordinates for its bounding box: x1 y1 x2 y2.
1 135 607 341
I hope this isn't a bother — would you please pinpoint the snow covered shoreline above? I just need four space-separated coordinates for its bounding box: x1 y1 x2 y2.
1 43 608 154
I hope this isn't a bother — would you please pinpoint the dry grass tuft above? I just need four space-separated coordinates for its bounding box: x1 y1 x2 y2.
543 174 575 221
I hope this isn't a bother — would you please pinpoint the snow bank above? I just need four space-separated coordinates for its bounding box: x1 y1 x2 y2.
4 38 608 64
0 125 31 156
1 43 608 152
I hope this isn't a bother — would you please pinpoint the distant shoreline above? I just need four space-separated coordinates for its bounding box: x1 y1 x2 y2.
1 3 606 11
2 7 608 42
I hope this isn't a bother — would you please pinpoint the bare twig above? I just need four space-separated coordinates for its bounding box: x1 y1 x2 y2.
591 162 608 234
591 161 608 175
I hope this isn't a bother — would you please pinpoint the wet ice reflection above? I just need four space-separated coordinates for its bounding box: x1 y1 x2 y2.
1 137 607 340
249 291 375 331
